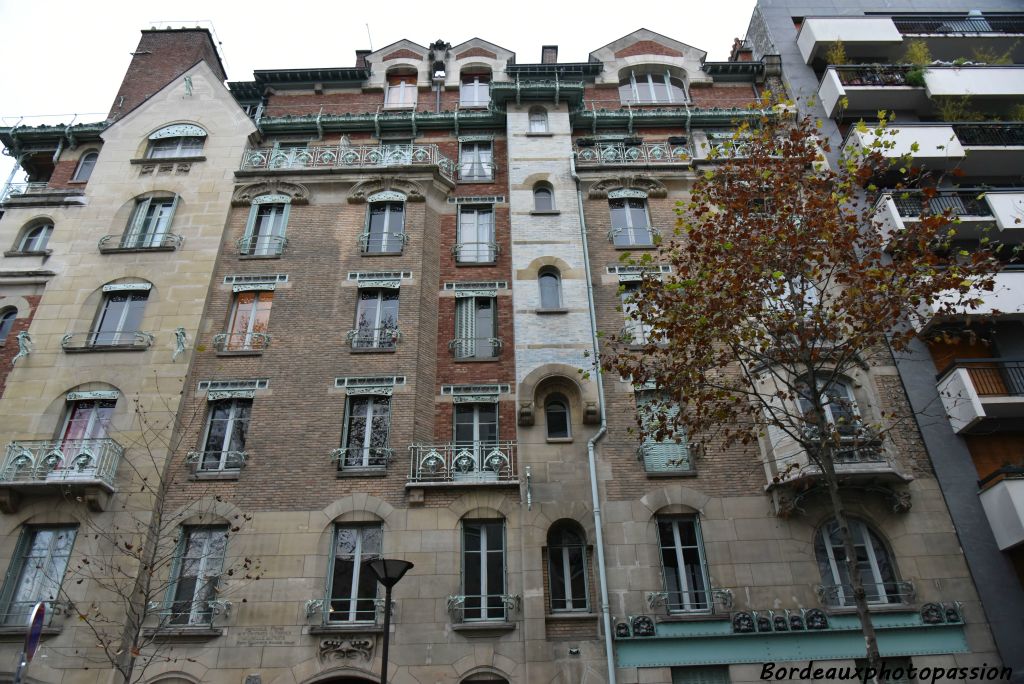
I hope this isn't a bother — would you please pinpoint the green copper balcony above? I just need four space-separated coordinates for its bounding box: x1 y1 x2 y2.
239 143 456 182
408 441 518 487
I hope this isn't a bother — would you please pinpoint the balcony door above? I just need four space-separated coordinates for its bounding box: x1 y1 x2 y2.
454 403 498 479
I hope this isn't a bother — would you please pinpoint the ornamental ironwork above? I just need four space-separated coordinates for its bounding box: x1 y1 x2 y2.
331 447 393 469
61 331 155 351
815 580 916 608
149 124 207 139
66 390 119 401
1 438 123 488
237 235 288 257
240 143 456 183
186 450 248 471
446 593 521 623
409 441 517 484
172 327 187 363
98 233 184 252
11 331 31 366
348 327 402 350
212 332 271 353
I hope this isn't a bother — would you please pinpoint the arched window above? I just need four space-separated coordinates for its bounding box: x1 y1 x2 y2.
528 107 548 133
538 267 561 310
0 308 16 344
384 68 418 109
545 393 571 439
460 70 491 108
241 195 290 257
145 124 207 159
72 151 98 182
89 283 150 348
533 184 554 212
618 69 688 105
547 521 588 611
16 222 53 252
796 377 861 437
364 191 407 254
815 519 901 606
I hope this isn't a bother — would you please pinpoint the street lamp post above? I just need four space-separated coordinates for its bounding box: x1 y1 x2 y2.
368 558 414 684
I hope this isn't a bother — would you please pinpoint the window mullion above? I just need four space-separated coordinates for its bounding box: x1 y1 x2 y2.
348 532 363 622
824 525 847 604
671 522 691 610
479 525 489 618
859 522 886 603
561 546 573 608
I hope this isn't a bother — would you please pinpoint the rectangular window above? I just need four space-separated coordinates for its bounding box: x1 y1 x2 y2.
124 197 177 248
242 203 288 256
91 291 148 346
353 290 400 350
658 517 710 612
60 399 115 443
548 526 588 612
460 73 491 108
0 526 77 626
610 198 653 246
364 202 405 254
340 396 391 468
147 136 204 159
620 283 653 344
169 526 228 625
459 142 493 182
462 520 506 620
636 391 692 474
453 296 498 359
225 291 272 351
385 75 417 109
200 399 251 471
329 526 382 623
456 206 496 263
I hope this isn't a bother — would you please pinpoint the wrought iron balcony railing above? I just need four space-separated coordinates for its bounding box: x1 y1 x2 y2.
815 580 916 608
186 450 248 472
305 596 392 629
1 438 122 488
891 13 1024 34
452 242 499 262
448 337 503 359
608 226 657 247
831 65 912 87
953 123 1024 147
575 141 691 166
447 593 520 623
890 190 992 218
348 327 401 350
61 330 155 351
359 231 408 254
98 233 183 252
409 441 517 484
240 144 456 182
0 600 71 628
457 162 495 182
212 332 271 353
0 182 58 203
150 597 232 628
834 438 887 464
237 234 288 256
940 358 1024 397
330 446 393 470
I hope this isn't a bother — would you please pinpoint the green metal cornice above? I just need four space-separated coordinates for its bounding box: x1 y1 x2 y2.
256 109 503 135
490 80 585 106
253 67 369 86
506 62 603 77
0 121 106 151
702 61 766 82
572 106 773 131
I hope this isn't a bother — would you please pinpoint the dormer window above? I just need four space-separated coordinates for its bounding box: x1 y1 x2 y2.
145 124 207 159
385 69 418 109
618 70 688 105
460 71 491 108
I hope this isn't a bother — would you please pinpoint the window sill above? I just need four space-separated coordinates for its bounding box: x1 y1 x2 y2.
4 249 52 257
458 178 496 185
130 156 206 164
0 625 61 638
362 251 405 258
536 308 568 315
656 612 722 623
99 245 178 254
454 357 501 363
530 210 561 216
645 469 698 479
526 132 554 137
614 244 656 251
824 603 915 616
350 347 397 354
215 349 265 357
67 180 88 185
546 437 573 444
382 104 417 111
63 344 150 353
192 470 241 481
451 621 516 635
238 253 282 260
456 261 498 267
545 613 597 621
142 626 223 639
309 623 384 635
337 467 388 478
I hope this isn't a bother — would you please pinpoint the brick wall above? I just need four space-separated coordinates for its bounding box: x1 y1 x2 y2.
0 295 40 398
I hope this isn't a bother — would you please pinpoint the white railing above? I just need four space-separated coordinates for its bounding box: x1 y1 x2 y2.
409 441 517 484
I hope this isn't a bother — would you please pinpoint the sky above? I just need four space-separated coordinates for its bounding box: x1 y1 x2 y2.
0 0 758 182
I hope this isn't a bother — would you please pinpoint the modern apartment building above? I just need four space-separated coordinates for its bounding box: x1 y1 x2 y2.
0 17 1012 683
746 1 1024 677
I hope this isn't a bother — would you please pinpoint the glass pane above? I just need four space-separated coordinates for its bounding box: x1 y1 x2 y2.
568 547 587 608
546 401 569 438
534 188 553 211
539 273 559 308
549 550 567 608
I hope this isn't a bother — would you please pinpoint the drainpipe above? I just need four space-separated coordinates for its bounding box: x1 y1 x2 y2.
571 153 616 684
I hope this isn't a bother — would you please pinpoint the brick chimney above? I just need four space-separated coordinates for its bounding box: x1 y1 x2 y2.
108 28 227 121
541 45 558 64
355 50 371 68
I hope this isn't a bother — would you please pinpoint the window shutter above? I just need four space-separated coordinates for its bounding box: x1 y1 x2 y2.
639 397 690 472
243 203 260 240
163 529 190 610
455 298 476 357
166 194 180 233
124 198 151 245
0 529 32 611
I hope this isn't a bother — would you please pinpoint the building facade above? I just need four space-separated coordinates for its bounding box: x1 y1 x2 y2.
0 16 1016 684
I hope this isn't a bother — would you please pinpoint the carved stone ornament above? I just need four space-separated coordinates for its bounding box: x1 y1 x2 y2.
149 124 207 140
588 175 668 199
348 178 426 204
232 181 310 206
319 637 374 662
518 401 535 426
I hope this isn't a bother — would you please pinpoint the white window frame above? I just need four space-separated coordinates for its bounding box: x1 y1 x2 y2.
124 196 177 248
0 309 15 344
545 396 571 440
454 296 498 359
242 200 289 256
385 75 418 109
538 268 561 309
610 198 653 247
72 151 98 181
548 524 589 612
168 526 227 625
364 201 406 254
146 136 205 159
658 517 711 613
460 74 491 108
459 142 493 182
528 108 548 133
461 520 506 621
341 395 391 467
620 283 654 344
200 399 251 471
354 289 400 349
797 377 861 437
17 223 53 252
91 290 148 346
227 290 273 350
59 398 115 443
328 525 382 623
621 70 688 105
817 519 897 606
0 526 77 626
456 206 496 263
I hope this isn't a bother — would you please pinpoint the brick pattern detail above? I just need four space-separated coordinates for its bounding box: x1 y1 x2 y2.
108 29 225 120
614 41 684 59
456 47 497 60
0 295 40 397
46 159 86 190
382 49 424 62
689 83 767 108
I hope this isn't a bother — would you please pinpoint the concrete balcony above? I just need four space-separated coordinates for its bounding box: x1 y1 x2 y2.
978 466 1024 550
872 189 1008 243
407 441 518 488
0 181 85 207
937 358 1024 433
919 270 1024 331
818 66 928 118
239 143 456 183
844 123 1024 175
797 17 904 64
0 438 122 512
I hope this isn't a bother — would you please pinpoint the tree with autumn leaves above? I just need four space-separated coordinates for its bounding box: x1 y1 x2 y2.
602 107 1009 673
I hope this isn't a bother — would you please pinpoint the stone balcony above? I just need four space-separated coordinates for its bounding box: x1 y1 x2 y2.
238 143 456 183
407 441 518 489
0 438 122 512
